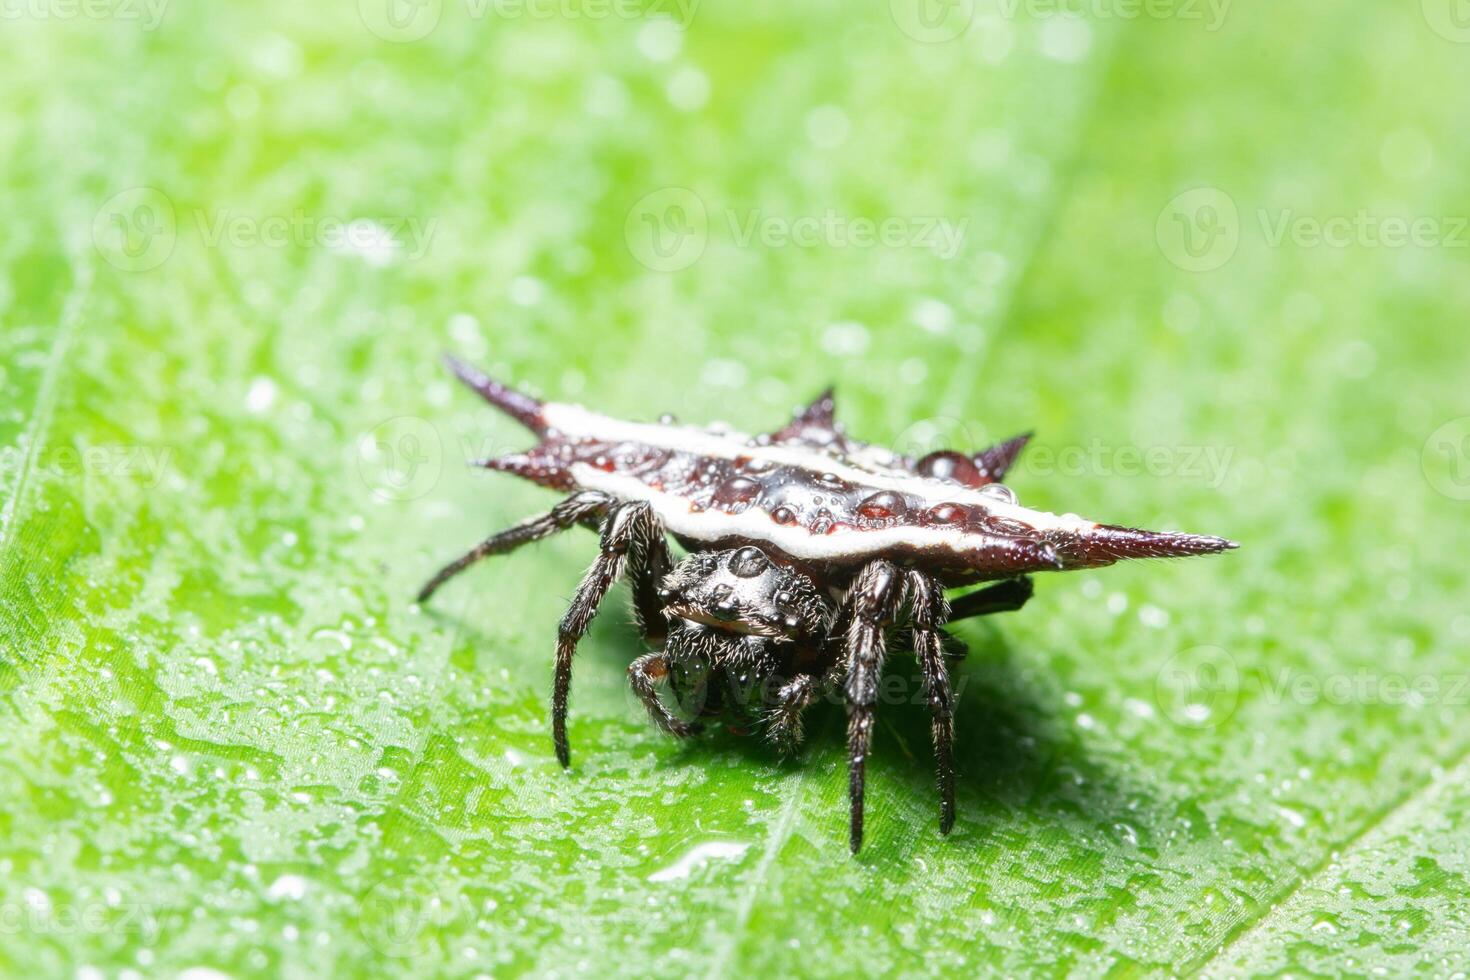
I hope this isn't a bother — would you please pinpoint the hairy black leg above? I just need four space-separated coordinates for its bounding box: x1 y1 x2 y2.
626 526 673 647
841 559 905 854
907 570 957 835
553 502 661 767
765 673 823 753
416 491 611 603
628 652 700 738
946 575 1034 623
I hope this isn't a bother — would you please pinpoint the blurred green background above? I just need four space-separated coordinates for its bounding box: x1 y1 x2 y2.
3 0 1469 975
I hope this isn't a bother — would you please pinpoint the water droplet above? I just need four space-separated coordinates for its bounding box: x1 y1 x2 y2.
978 483 1017 505
647 841 750 882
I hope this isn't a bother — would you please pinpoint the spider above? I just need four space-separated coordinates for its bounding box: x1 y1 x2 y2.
418 357 1237 853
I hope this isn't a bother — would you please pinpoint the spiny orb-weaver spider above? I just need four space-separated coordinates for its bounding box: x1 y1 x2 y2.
418 357 1237 853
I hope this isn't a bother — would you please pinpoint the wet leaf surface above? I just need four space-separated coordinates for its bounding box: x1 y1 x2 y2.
2 2 1468 975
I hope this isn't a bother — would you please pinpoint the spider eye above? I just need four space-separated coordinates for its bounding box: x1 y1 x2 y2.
728 547 769 578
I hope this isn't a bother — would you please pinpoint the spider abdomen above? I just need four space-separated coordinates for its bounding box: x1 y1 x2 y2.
469 383 1232 584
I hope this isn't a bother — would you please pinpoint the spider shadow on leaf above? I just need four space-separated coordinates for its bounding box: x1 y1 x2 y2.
873 622 1168 852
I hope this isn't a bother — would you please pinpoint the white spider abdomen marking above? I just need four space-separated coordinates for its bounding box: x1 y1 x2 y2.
544 403 1089 527
568 465 1074 569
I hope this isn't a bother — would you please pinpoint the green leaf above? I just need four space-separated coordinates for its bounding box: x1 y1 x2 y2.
3 2 1468 976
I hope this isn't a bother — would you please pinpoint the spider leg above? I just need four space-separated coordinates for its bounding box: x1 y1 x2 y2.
946 575 1034 623
625 519 674 648
906 570 957 835
628 652 700 738
553 501 661 768
765 672 824 753
841 559 906 854
416 490 612 603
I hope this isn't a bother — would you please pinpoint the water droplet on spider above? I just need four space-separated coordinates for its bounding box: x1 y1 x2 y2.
918 451 979 485
857 491 907 520
658 413 677 424
713 476 761 509
978 483 1017 505
924 503 968 525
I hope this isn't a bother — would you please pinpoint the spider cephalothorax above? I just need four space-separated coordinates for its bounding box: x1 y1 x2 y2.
659 547 828 640
417 356 1237 853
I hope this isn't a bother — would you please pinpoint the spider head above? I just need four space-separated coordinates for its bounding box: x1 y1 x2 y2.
658 547 827 641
